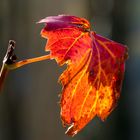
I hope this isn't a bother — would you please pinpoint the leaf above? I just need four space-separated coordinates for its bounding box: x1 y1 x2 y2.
39 15 128 136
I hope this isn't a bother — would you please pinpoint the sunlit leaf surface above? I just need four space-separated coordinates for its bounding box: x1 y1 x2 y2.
39 15 128 136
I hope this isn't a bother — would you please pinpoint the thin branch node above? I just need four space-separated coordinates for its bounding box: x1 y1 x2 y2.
3 40 17 65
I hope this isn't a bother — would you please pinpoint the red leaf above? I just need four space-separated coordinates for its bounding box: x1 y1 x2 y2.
39 15 128 136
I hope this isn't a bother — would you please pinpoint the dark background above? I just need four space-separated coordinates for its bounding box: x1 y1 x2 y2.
0 0 140 140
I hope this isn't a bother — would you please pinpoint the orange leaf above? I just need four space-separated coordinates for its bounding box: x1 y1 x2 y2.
39 15 128 136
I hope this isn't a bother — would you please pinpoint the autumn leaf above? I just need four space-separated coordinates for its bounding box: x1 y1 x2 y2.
39 15 128 136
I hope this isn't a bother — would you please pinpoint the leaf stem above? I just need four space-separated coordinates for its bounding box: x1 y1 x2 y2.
8 55 50 70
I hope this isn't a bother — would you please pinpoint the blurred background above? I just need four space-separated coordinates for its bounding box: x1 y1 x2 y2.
0 0 140 140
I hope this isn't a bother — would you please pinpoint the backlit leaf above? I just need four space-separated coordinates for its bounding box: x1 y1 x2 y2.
39 15 128 136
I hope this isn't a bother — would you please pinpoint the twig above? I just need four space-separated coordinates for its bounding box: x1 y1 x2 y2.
0 40 16 92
